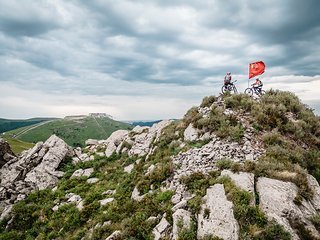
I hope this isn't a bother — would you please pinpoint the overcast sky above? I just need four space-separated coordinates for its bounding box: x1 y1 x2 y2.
0 0 319 120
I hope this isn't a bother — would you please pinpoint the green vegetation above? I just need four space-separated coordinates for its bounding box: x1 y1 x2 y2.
0 117 55 133
2 136 34 154
5 116 132 147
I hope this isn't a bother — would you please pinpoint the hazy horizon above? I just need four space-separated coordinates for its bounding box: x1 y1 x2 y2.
1 0 320 119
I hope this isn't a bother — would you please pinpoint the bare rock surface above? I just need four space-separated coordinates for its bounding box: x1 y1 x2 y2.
257 177 320 239
153 215 170 240
0 135 70 218
221 170 255 194
197 184 239 240
172 209 191 240
0 138 15 167
183 123 199 141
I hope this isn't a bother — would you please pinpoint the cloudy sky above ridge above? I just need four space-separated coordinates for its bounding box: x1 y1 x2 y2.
0 0 320 120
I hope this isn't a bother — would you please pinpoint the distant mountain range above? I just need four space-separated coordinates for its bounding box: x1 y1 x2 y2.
2 115 132 148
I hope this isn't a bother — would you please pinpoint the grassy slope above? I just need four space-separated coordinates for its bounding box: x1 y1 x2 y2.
2 136 34 155
0 118 57 133
5 117 132 147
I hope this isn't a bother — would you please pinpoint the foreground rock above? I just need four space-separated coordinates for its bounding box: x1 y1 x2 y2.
197 184 239 240
257 177 320 239
0 138 15 167
0 135 70 219
172 209 191 240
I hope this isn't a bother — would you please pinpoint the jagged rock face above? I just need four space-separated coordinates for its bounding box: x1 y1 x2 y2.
0 135 70 219
197 184 239 240
257 177 320 239
0 138 15 168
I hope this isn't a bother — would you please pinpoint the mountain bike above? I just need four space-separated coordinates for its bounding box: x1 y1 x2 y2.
244 86 265 97
221 80 238 94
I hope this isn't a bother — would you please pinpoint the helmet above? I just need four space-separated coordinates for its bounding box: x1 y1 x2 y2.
227 72 231 75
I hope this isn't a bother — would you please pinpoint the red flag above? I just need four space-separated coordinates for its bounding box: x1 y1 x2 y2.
249 61 265 79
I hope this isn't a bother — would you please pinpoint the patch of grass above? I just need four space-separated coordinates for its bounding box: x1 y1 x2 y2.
216 159 232 170
310 214 320 231
177 219 197 240
200 96 217 108
253 221 291 240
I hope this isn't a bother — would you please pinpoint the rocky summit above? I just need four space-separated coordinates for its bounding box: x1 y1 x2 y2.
0 90 320 240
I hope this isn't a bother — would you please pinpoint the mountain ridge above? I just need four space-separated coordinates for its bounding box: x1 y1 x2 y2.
0 90 319 239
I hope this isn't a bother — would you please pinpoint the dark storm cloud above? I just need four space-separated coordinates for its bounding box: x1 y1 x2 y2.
0 0 319 119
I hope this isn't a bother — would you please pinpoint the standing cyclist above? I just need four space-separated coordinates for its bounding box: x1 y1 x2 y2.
224 72 232 86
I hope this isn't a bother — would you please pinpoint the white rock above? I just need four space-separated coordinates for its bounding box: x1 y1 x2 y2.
102 189 116 195
99 198 114 206
173 209 191 240
146 164 156 175
257 177 319 239
87 178 99 184
105 230 121 240
197 184 239 240
172 199 187 212
104 130 129 157
221 170 255 194
0 205 12 221
124 163 134 173
307 174 320 211
183 123 199 141
152 216 170 240
131 186 145 202
71 168 94 178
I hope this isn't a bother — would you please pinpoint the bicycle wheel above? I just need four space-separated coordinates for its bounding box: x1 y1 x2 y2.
221 85 228 94
233 86 238 94
244 88 253 96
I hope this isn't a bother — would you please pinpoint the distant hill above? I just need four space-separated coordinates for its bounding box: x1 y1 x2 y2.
0 117 57 133
5 116 132 147
129 120 162 127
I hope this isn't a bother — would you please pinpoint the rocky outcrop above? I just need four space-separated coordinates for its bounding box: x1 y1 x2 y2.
257 177 320 239
221 170 255 194
0 138 15 167
172 209 191 240
183 123 199 141
153 215 170 240
0 135 70 219
197 184 239 240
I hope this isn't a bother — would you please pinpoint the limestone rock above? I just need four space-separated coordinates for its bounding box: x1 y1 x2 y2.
152 215 170 240
99 198 114 206
197 184 239 240
306 174 320 211
105 230 121 240
257 177 319 239
131 186 145 202
0 138 15 167
71 168 94 178
183 123 199 141
172 209 191 240
104 130 129 157
221 170 255 194
128 120 172 157
87 178 99 184
0 135 70 210
124 163 134 173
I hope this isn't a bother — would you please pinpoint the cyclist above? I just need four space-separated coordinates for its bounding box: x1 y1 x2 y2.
224 72 232 86
252 78 263 94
